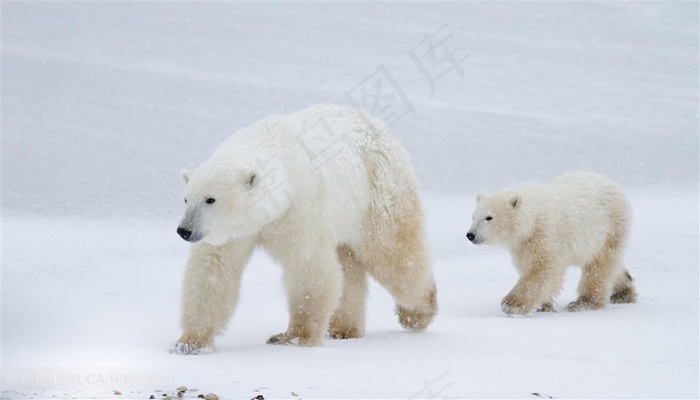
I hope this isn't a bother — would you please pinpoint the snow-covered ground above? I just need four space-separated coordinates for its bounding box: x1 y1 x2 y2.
2 2 698 399
2 191 698 399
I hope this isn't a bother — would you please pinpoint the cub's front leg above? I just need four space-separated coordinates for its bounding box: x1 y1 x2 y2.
171 238 256 355
501 281 540 315
501 263 564 316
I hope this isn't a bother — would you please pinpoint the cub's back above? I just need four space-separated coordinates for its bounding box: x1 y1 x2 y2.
551 173 630 219
546 172 630 263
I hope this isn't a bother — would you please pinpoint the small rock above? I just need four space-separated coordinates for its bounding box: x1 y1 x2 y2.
177 386 188 392
114 390 122 396
291 392 299 397
205 394 219 400
149 396 155 399
251 395 265 400
197 395 205 399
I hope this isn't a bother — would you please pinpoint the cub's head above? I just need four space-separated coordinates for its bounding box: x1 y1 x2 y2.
177 157 291 246
466 190 530 247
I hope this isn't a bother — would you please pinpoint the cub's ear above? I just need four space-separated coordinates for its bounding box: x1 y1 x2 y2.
510 195 521 209
245 171 258 189
180 169 192 185
476 193 484 203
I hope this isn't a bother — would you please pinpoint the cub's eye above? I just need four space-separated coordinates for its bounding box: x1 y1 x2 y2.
205 198 216 204
184 198 188 204
485 216 493 221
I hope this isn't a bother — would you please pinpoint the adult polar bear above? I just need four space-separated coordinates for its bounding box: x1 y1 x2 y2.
171 104 437 354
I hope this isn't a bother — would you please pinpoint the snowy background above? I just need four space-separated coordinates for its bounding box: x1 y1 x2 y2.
2 2 698 399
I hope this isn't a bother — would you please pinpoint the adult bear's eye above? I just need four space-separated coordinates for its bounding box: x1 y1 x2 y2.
184 198 187 204
205 198 216 204
485 216 493 221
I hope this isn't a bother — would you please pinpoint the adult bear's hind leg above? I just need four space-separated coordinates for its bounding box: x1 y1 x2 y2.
328 245 368 339
266 235 343 347
363 203 438 331
610 270 637 304
396 281 437 331
359 128 437 331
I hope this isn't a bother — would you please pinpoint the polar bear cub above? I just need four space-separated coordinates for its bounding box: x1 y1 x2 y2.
466 172 637 315
171 104 437 354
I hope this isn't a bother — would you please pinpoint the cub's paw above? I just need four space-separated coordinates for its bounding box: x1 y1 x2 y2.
266 332 319 347
501 293 534 316
565 298 604 312
169 341 214 355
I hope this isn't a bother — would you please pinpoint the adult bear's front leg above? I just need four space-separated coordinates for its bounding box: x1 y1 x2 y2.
171 238 256 355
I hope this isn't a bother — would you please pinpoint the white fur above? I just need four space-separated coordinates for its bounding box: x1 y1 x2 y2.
467 172 637 315
172 105 437 353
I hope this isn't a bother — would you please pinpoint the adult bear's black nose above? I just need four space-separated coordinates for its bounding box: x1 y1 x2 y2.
177 227 192 240
466 232 475 242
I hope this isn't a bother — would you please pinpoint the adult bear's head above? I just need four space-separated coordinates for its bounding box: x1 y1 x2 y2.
177 145 292 246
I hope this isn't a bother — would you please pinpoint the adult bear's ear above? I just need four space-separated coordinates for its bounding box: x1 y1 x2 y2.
476 193 484 203
510 195 521 209
180 169 192 185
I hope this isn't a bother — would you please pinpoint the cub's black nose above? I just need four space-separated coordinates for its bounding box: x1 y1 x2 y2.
466 232 475 242
177 227 192 240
